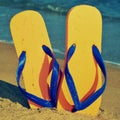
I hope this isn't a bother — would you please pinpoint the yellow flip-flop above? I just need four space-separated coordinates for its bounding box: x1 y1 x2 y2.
10 10 60 108
57 5 106 115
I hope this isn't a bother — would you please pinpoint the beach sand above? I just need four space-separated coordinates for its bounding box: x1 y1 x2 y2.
0 42 120 120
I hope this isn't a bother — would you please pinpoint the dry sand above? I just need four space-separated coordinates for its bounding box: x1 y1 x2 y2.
0 42 120 120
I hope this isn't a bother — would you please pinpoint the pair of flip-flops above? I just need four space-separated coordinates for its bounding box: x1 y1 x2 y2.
10 5 106 115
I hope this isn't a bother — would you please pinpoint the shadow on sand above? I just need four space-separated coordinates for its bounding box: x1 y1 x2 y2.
0 80 29 108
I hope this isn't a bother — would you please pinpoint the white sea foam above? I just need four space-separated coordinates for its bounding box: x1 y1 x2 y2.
53 48 64 55
0 40 13 44
104 60 120 66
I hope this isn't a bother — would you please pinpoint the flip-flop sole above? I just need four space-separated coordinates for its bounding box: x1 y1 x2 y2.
10 10 52 108
58 5 102 115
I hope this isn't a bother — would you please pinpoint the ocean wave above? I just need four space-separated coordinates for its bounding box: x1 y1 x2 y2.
103 15 120 22
40 4 68 14
1 1 120 18
0 1 68 15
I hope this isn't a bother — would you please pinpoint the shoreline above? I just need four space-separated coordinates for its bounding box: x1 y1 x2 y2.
0 42 120 120
0 41 120 66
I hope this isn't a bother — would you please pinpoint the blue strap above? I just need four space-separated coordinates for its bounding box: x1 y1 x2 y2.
65 44 82 110
16 45 60 108
77 45 107 110
65 44 107 112
42 45 60 107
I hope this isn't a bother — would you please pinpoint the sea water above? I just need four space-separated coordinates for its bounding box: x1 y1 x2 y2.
0 0 120 65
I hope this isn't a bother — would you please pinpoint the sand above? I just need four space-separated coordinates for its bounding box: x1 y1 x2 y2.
0 42 120 120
